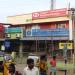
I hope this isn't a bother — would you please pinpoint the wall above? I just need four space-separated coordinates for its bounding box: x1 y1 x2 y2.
7 14 32 25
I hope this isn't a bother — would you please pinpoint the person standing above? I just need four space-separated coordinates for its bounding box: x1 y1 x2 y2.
39 54 47 75
23 58 39 75
7 63 22 75
50 56 56 75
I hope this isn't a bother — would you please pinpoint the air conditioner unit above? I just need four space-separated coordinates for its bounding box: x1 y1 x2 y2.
6 34 11 38
16 33 20 38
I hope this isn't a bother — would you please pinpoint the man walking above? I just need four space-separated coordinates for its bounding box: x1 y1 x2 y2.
23 58 39 75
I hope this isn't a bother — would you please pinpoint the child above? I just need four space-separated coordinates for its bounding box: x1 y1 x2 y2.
50 56 56 75
7 63 22 75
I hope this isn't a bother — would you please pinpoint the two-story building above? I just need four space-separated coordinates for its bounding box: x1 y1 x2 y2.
6 8 75 57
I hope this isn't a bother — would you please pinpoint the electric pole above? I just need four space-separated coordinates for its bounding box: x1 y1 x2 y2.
51 0 55 10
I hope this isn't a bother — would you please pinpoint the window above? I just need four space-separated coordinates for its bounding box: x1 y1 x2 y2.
56 23 66 28
6 34 11 38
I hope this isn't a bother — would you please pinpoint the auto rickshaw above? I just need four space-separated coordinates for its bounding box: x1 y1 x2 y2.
0 51 4 75
4 54 15 75
0 51 15 75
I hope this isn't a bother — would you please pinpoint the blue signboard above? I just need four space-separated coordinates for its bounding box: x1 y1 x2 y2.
32 28 69 37
4 41 10 48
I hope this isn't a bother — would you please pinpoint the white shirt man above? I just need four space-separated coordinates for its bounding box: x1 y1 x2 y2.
23 66 39 75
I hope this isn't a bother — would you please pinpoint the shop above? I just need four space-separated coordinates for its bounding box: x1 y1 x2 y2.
7 8 75 58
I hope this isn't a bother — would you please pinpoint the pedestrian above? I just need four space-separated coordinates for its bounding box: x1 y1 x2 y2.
7 63 22 75
50 56 56 75
23 58 39 75
0 61 4 73
39 54 47 75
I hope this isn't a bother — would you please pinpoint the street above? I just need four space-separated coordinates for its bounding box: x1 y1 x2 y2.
16 63 74 75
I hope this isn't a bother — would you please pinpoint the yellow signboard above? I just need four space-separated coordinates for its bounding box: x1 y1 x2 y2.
59 43 73 49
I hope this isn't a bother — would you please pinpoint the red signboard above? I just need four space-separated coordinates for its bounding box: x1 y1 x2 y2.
32 8 68 19
0 23 4 32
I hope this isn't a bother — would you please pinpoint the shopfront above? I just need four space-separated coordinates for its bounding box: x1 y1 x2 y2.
7 8 74 58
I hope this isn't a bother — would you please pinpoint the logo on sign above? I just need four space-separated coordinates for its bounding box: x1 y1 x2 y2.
32 12 40 18
32 8 68 19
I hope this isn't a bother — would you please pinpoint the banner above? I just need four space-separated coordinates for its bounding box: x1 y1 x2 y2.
59 43 73 49
32 8 68 19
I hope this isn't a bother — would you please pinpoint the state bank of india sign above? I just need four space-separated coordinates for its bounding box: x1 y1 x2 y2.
32 8 69 20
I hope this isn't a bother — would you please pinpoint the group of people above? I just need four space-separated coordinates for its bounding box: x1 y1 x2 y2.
6 55 56 75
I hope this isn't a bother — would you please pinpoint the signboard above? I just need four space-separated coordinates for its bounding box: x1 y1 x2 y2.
5 27 22 33
32 29 69 37
32 8 68 19
1 45 5 51
0 24 4 32
4 41 10 48
59 43 73 49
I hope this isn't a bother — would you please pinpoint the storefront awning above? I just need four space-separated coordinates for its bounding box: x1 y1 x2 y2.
20 37 69 40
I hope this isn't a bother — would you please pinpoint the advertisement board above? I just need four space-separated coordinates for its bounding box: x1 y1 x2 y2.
59 43 73 49
0 24 4 32
31 28 69 37
5 27 22 33
32 8 68 20
4 40 10 48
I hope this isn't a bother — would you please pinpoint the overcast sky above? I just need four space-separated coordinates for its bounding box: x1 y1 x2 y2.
0 0 74 23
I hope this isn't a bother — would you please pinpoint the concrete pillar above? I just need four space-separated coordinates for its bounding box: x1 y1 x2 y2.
69 17 73 40
19 41 23 58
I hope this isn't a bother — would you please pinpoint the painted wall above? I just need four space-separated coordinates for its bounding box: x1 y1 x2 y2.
7 8 69 25
7 14 32 25
39 21 69 29
32 16 69 23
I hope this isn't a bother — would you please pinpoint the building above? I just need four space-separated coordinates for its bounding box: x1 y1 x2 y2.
6 8 75 58
0 23 12 51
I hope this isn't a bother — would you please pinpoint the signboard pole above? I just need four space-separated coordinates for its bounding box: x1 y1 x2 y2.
63 43 67 75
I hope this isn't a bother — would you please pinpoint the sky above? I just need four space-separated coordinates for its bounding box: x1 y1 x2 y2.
0 0 75 23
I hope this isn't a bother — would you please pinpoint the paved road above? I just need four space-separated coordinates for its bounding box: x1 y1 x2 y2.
15 56 74 75
16 64 74 75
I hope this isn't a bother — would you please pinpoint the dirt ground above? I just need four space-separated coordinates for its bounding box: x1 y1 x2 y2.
16 64 75 75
